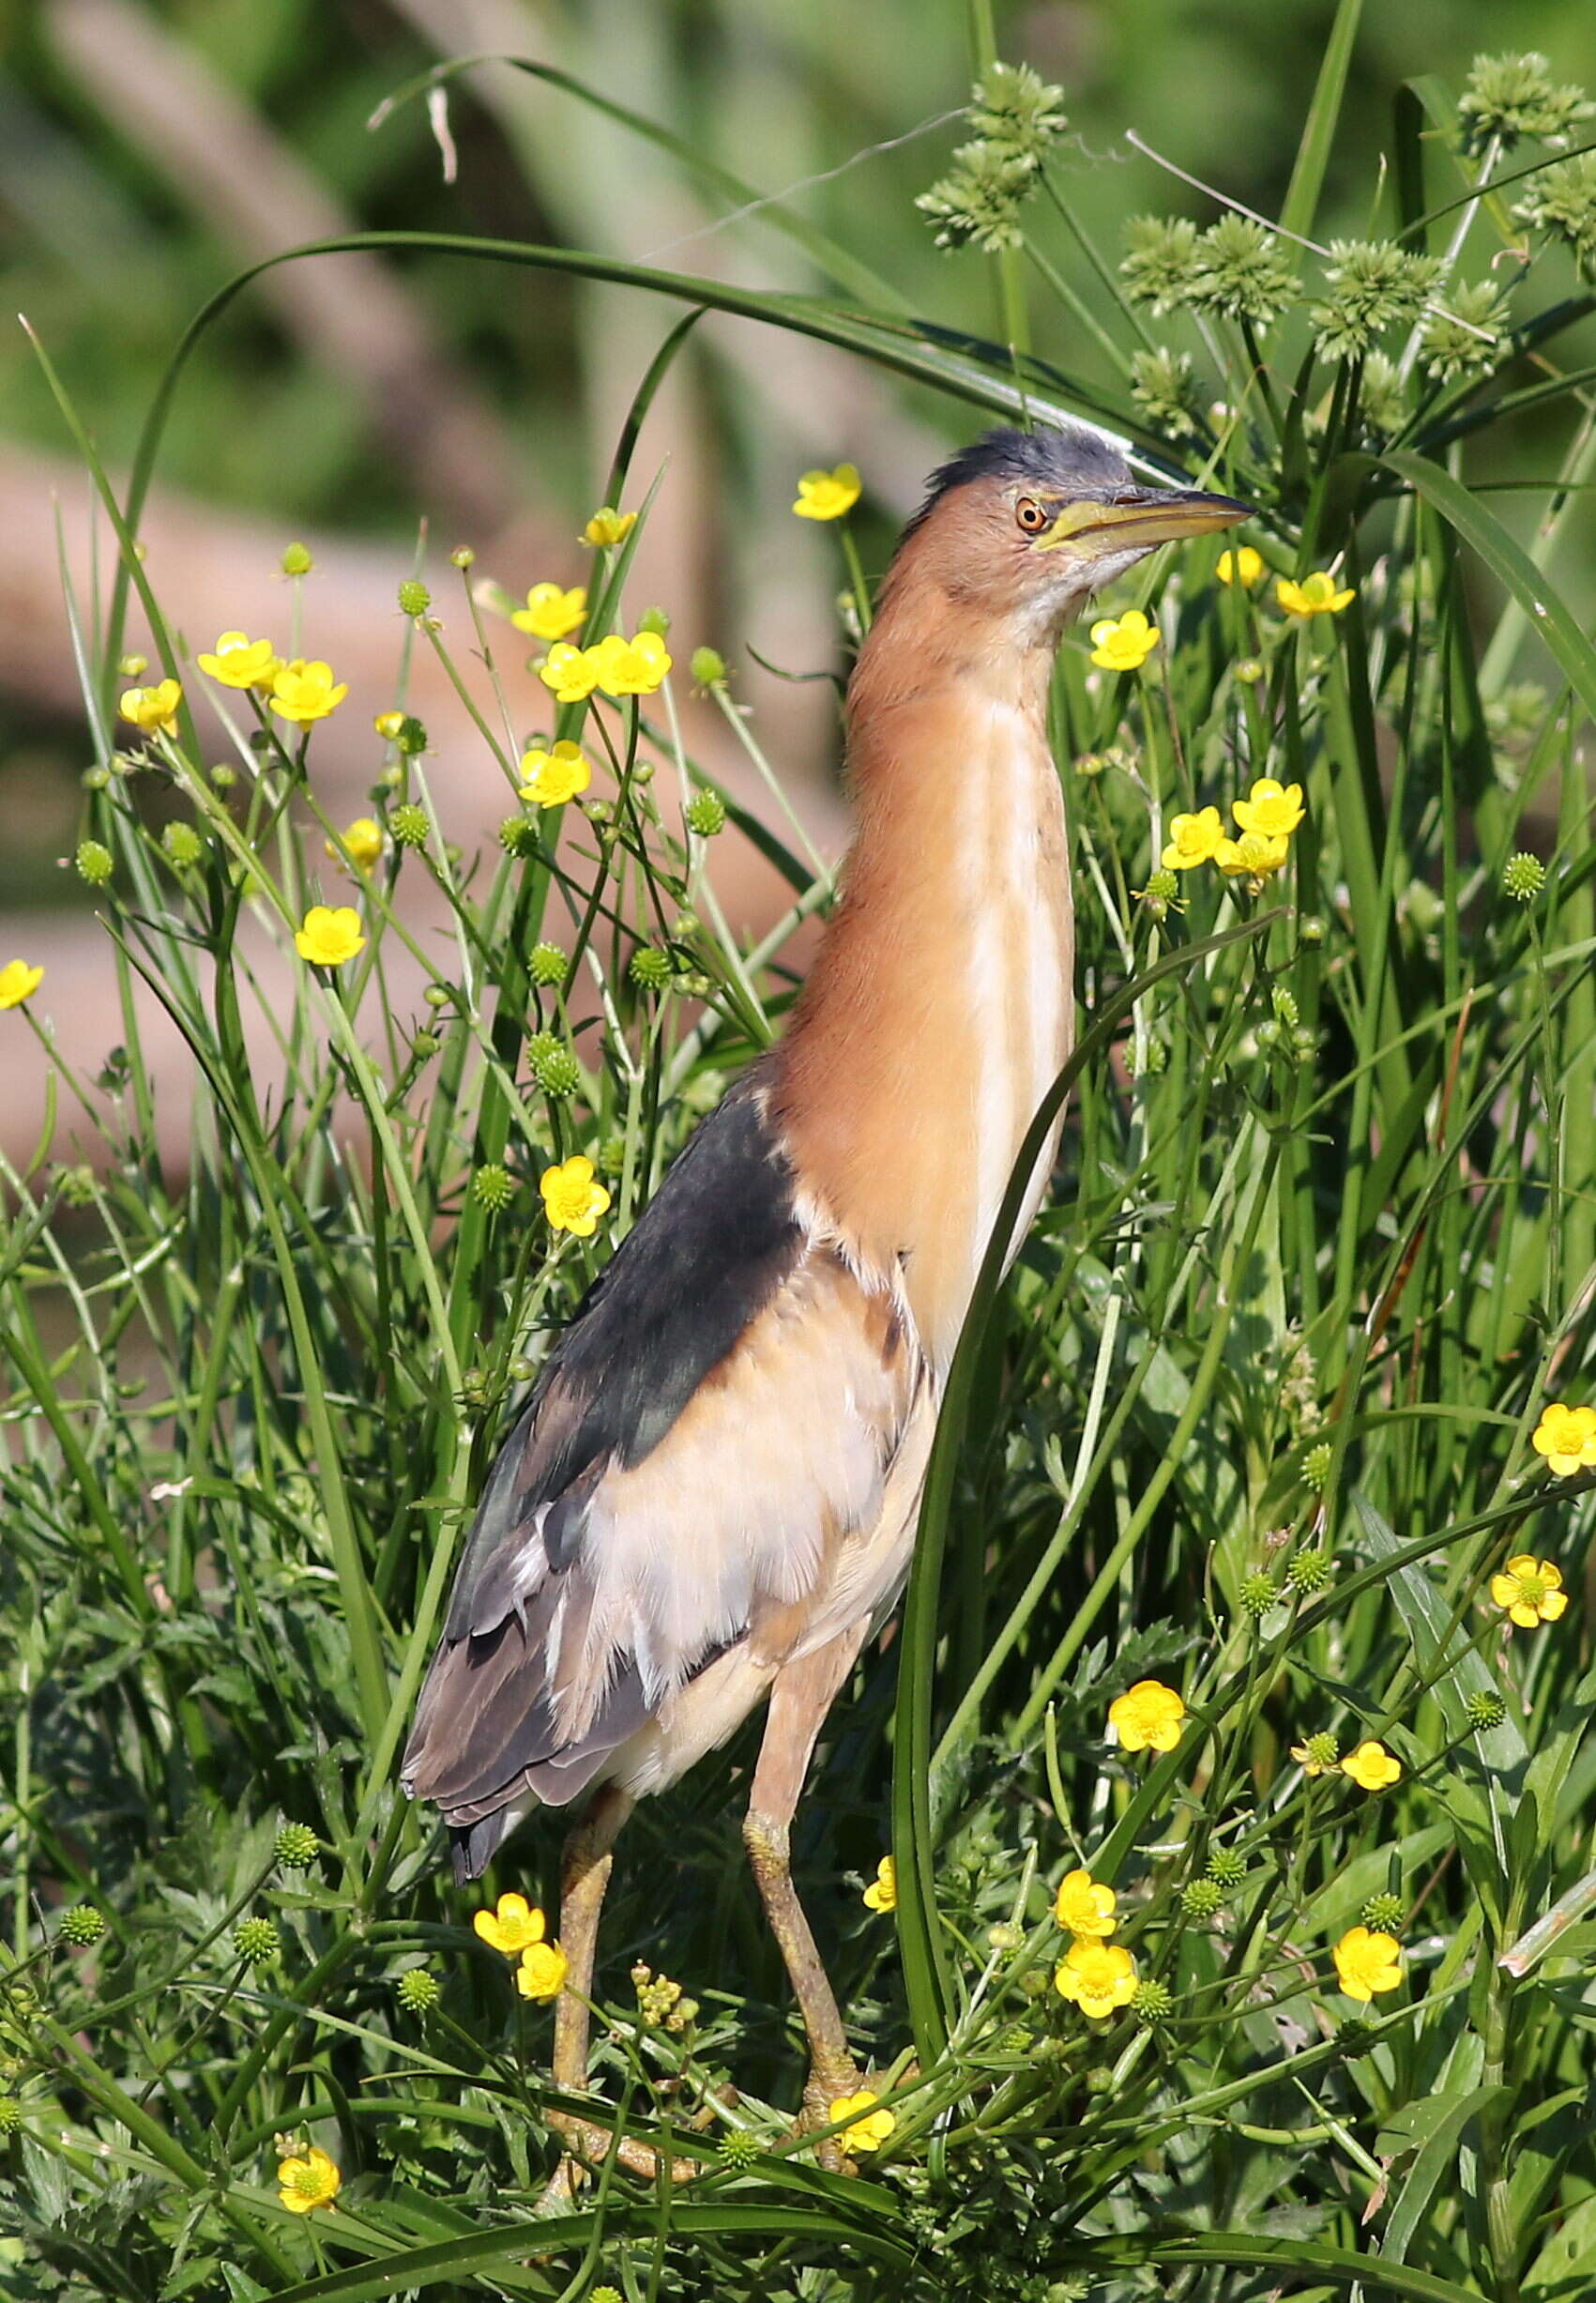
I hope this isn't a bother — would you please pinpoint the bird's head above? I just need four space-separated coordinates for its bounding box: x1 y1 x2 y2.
898 424 1252 642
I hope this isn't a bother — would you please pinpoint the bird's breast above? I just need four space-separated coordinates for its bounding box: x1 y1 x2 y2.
775 677 1074 1369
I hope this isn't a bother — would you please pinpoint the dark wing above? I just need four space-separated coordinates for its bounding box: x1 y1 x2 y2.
403 1062 892 1872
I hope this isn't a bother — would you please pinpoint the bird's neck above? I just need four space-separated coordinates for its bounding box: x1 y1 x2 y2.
770 581 1076 1369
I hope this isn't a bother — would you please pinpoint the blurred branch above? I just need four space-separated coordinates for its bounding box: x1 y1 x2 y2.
47 0 524 538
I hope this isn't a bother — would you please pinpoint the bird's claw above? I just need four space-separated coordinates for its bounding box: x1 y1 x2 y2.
798 2054 869 2173
540 2109 701 2202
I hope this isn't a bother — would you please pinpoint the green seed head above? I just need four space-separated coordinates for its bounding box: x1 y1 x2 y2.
59 1905 106 1947
1207 1846 1246 1889
75 840 114 885
686 790 727 838
1503 851 1546 903
1239 1572 1276 1621
397 578 431 618
1466 1689 1507 1731
1302 1441 1333 1492
0 2097 21 2137
1286 1549 1333 1595
720 2131 763 2169
498 815 538 857
691 645 728 689
390 803 431 848
397 1969 441 2013
58 1165 97 1208
1131 1976 1173 2023
274 1823 319 1870
636 605 671 637
629 946 672 991
234 1916 280 1967
162 822 204 869
530 1041 581 1098
1180 1879 1223 1921
1360 1892 1405 1933
281 542 312 577
529 941 569 985
472 1164 516 1212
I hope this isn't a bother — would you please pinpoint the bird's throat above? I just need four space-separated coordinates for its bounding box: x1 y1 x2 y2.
771 622 1075 1368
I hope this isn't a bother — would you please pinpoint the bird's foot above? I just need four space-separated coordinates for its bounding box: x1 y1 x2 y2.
541 2108 701 2199
798 2051 870 2173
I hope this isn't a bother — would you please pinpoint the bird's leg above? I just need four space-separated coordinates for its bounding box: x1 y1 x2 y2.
552 1783 631 2097
745 1627 871 2148
538 1784 694 2198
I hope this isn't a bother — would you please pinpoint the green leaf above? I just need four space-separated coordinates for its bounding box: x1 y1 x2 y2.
1380 2085 1510 2264
1526 2192 1596 2296
1280 0 1364 243
1378 450 1596 729
1350 1489 1527 1768
262 2198 914 2301
892 911 1280 2063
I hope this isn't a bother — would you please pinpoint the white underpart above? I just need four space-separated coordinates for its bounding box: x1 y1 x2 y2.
959 699 1072 1353
564 1246 908 1716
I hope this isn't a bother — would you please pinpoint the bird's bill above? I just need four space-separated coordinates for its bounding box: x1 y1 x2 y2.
1035 486 1254 552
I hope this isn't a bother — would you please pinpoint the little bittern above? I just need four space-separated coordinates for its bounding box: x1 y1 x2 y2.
403 422 1248 2136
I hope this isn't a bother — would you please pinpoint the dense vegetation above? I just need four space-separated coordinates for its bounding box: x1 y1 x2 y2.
7 11 1596 2298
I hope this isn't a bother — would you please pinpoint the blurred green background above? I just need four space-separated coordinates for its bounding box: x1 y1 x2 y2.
0 0 1590 928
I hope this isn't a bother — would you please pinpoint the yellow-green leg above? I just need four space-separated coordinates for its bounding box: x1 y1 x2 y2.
540 1784 699 2196
745 1629 870 2150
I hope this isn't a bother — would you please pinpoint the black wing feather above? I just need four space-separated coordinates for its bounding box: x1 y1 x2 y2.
403 1064 802 1847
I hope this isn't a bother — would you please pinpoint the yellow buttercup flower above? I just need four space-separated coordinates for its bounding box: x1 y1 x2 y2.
1217 546 1264 587
271 659 349 724
1214 831 1290 880
1531 1401 1596 1477
1162 807 1224 871
1231 777 1304 838
592 631 672 697
516 1940 570 2001
1107 1679 1186 1754
119 678 182 736
197 632 281 691
294 906 366 968
1054 1868 1117 1941
1276 570 1355 618
1340 1739 1402 1791
511 583 587 643
540 1155 611 1239
0 960 45 1011
582 506 636 548
276 2143 341 2214
326 817 383 874
473 1892 547 1957
1054 1939 1137 2020
1332 1926 1403 2002
1490 1553 1569 1630
862 1856 897 1913
519 740 592 809
540 641 603 704
828 2089 894 2153
1089 608 1160 672
793 463 861 521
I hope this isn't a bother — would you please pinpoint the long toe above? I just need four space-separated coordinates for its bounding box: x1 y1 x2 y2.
799 2054 868 2171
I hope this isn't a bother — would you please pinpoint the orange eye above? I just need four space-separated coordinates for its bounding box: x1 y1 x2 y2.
1016 496 1049 534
